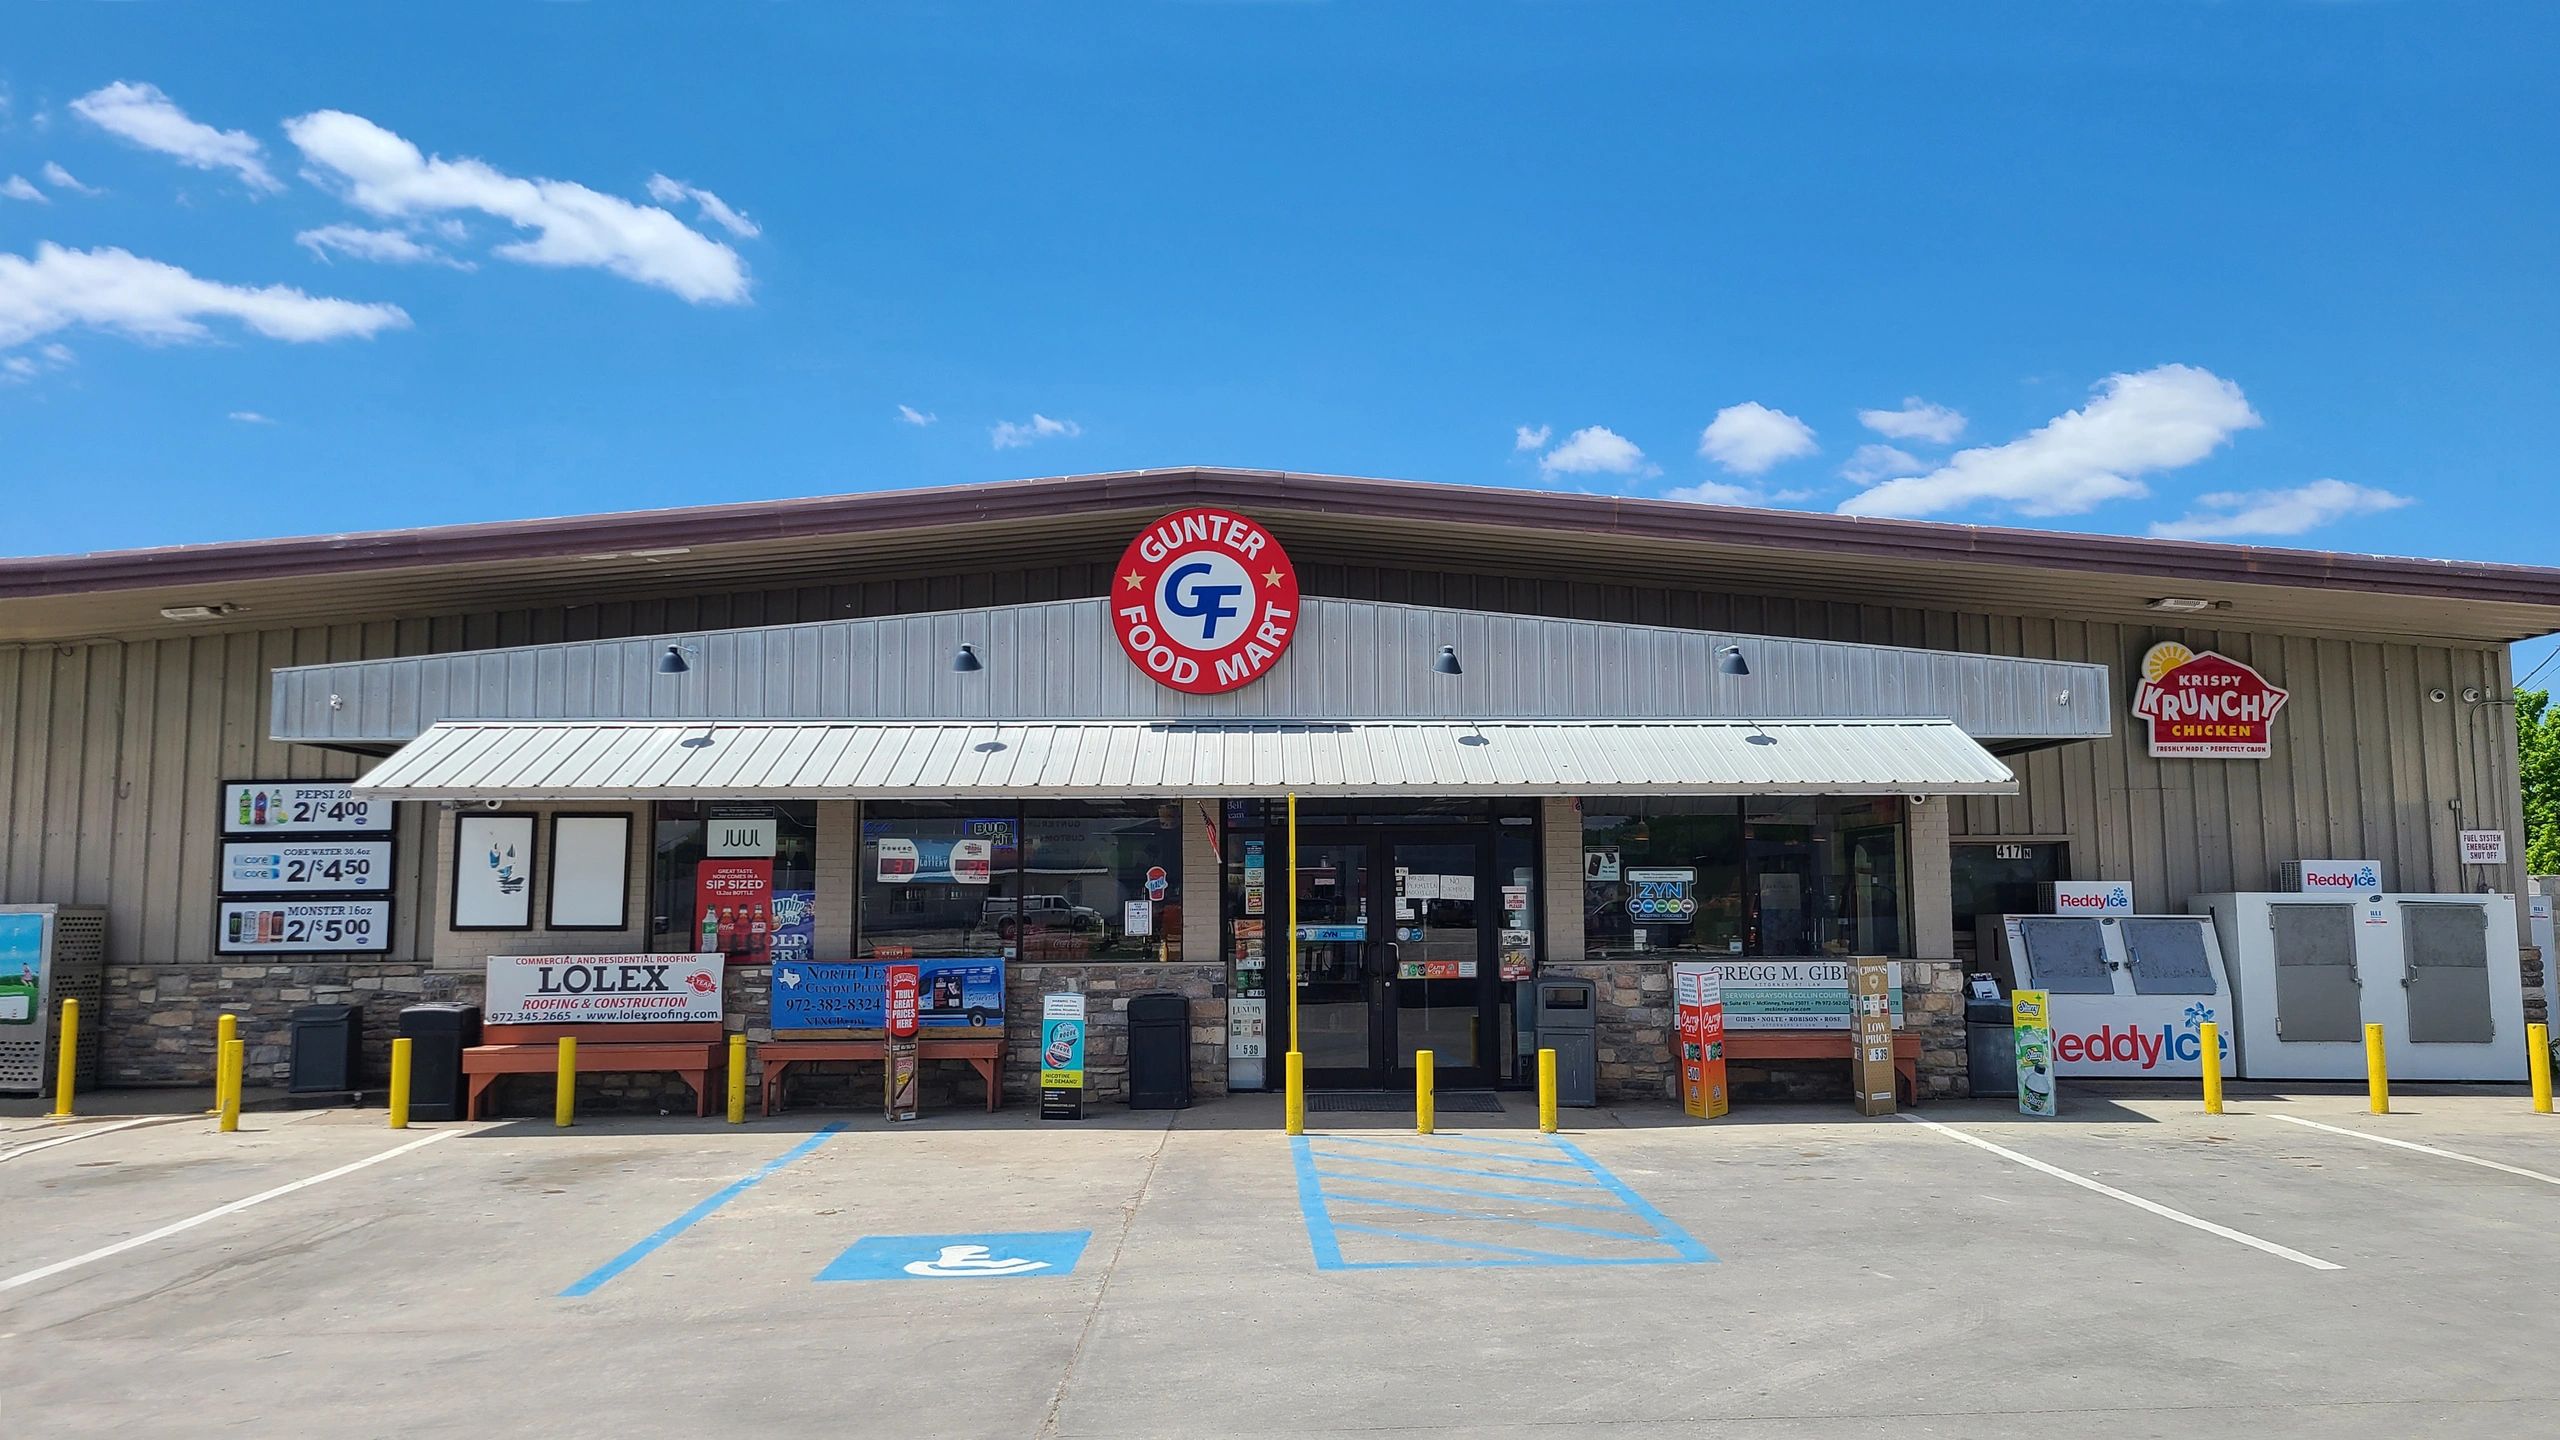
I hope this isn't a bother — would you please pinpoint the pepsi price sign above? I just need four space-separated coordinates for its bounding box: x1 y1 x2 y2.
1110 508 1300 695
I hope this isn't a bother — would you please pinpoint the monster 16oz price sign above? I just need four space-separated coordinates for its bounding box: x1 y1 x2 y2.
217 899 395 955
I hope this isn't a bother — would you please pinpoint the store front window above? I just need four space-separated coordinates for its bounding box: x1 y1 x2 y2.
1581 797 1909 958
648 801 819 963
859 801 1181 961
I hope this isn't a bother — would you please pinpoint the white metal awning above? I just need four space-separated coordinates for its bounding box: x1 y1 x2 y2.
349 718 2015 799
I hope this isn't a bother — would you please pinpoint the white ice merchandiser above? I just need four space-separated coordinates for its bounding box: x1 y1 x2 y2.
0 904 108 1097
2191 892 2525 1082
1982 914 2235 1078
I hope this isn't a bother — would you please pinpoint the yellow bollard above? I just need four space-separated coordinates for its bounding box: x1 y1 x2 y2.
2530 1022 2552 1115
1538 1048 1559 1133
1416 1049 1435 1135
727 1034 748 1125
556 1035 577 1128
2199 1021 2224 1116
1284 1050 1305 1136
2365 1022 2389 1115
209 1012 238 1115
388 1036 413 1129
217 1038 243 1133
51 997 80 1118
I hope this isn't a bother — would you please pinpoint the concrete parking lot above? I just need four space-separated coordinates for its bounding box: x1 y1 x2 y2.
7 1088 2560 1438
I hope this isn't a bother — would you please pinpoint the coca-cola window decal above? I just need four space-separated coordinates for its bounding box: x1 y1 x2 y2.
547 814 632 931
451 813 537 931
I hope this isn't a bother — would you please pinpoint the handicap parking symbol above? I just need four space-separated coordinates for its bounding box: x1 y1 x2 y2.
817 1231 1091 1283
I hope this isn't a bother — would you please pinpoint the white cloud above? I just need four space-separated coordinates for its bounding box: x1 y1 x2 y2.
1838 364 2261 519
0 175 43 203
1513 423 1551 452
1538 425 1656 477
645 174 759 239
0 242 411 350
1661 480 1763 506
227 410 275 424
0 340 76 384
40 162 100 197
70 81 281 193
1697 402 1817 476
284 110 750 304
1858 397 1966 445
897 404 937 427
1840 443 1924 484
2148 479 2412 540
991 413 1081 449
295 224 472 269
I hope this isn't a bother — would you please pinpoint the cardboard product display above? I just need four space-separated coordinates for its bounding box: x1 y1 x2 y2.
2013 988 2056 1116
1846 954 1897 1116
1673 964 1729 1119
885 1035 920 1122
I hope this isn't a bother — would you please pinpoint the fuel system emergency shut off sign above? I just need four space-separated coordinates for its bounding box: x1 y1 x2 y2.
1111 508 1301 695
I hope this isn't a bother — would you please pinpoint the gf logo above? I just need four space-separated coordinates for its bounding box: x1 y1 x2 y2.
1162 560 1246 641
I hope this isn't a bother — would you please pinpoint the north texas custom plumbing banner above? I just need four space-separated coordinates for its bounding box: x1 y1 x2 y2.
483 953 724 1025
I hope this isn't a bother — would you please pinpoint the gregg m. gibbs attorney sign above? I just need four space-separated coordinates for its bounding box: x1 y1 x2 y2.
483 953 724 1025
2131 642 2289 760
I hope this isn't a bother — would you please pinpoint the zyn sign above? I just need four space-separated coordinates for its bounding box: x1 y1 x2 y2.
2131 642 2289 759
1111 508 1301 695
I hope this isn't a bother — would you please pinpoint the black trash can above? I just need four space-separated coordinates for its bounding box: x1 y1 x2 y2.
289 1002 365 1098
1127 992 1192 1110
399 1002 482 1122
1966 996 2017 1098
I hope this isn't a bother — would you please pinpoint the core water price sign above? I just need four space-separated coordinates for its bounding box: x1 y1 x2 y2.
482 953 724 1026
221 782 392 836
221 839 394 895
217 899 394 955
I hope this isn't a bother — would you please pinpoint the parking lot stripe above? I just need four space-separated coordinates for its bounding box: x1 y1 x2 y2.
558 1123 847 1298
1311 1166 1636 1213
1896 1114 2343 1272
1331 1221 1646 1266
1548 1138 1717 1263
2269 1114 2560 1187
0 1116 169 1163
1320 1134 1582 1167
1303 1151 1610 1189
1327 1192 1667 1241
0 1129 462 1297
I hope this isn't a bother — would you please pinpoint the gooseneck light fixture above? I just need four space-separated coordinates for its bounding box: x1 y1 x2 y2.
952 643 984 673
1434 645 1464 676
1717 645 1751 677
656 644 694 675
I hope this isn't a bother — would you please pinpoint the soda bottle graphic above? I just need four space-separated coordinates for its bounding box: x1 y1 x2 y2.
698 907 720 953
748 904 769 960
238 790 252 828
253 791 269 826
718 906 737 954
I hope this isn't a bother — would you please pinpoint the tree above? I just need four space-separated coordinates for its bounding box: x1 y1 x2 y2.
2522 687 2560 875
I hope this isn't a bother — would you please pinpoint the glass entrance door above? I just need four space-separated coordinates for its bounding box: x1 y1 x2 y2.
1293 839 1379 1086
1388 838 1494 1087
1286 828 1500 1089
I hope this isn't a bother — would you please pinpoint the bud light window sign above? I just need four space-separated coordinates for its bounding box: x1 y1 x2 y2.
767 889 817 964
1625 867 1698 921
221 781 392 836
875 836 994 885
1040 992 1087 1120
771 959 1006 1031
484 953 723 1026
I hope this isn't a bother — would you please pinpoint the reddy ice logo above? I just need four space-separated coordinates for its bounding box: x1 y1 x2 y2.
2296 861 2381 890
2132 642 2288 759
2055 1004 2229 1071
1111 508 1301 695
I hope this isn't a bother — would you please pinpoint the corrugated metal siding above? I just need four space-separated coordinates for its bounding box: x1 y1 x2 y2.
0 560 2528 962
270 596 2107 744
352 718 2016 799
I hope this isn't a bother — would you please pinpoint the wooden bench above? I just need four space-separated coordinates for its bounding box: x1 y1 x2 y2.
760 1033 1006 1116
463 1021 727 1120
1723 1031 1924 1107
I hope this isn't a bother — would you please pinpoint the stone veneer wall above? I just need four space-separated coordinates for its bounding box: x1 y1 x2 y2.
97 957 1231 1114
1547 957 1968 1102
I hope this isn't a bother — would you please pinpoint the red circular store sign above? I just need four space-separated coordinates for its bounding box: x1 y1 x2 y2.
1110 508 1301 695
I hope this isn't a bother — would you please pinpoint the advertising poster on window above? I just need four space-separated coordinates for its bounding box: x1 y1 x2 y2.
694 858 774 961
451 814 535 929
483 953 723 1026
767 889 817 964
875 837 994 884
770 959 1006 1031
1626 867 1698 922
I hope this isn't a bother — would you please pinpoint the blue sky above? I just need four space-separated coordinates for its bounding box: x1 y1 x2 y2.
3 5 2556 676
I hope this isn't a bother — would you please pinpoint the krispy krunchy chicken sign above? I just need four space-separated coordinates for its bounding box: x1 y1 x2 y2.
2131 642 2289 759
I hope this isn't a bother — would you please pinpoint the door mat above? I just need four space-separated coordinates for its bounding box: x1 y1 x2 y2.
1307 1091 1506 1114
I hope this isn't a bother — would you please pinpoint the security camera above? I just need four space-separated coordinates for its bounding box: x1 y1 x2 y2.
2428 687 2448 704
482 798 504 811
2463 686 2484 704
1907 794 1931 806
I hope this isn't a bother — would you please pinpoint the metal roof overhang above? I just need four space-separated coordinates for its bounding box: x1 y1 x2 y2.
349 718 2019 801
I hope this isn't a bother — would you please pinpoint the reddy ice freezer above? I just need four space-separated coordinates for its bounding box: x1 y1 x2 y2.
1995 914 2234 1079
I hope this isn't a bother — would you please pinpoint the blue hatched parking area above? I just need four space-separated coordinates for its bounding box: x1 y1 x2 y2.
1291 1131 1715 1271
